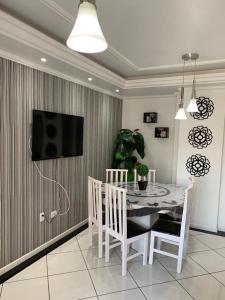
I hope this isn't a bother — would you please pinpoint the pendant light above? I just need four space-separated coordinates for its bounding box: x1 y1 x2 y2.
175 60 187 120
67 0 108 53
187 54 199 112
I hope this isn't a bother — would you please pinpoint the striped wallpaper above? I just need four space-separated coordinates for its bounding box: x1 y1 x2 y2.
0 57 122 268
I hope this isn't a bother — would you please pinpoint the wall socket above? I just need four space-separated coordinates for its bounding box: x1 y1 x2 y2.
40 212 45 223
50 210 58 219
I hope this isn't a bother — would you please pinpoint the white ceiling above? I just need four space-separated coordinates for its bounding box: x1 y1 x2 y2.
1 0 225 79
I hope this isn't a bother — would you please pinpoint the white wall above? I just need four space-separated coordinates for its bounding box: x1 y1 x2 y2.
176 87 225 232
122 96 177 183
123 88 225 233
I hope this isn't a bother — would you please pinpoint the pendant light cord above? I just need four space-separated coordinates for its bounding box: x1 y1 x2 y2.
193 59 197 81
180 59 186 105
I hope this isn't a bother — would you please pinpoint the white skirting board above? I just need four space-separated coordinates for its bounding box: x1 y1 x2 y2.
191 222 217 233
0 219 88 276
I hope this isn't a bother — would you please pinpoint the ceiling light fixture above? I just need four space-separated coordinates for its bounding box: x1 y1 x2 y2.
88 77 93 81
40 57 47 62
67 0 108 53
175 59 187 120
115 89 120 93
186 53 199 112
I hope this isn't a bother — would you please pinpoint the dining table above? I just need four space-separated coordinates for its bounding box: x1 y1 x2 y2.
106 181 187 252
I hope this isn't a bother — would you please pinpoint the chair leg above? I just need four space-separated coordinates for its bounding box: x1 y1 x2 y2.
157 238 161 250
88 219 93 247
122 242 128 276
98 228 103 258
149 233 155 265
127 244 130 255
177 242 184 273
143 234 148 265
105 232 110 263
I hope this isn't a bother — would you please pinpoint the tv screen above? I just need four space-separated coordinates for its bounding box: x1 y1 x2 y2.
32 110 84 161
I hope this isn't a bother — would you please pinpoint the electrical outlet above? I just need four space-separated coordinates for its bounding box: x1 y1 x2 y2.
40 212 45 223
50 210 58 219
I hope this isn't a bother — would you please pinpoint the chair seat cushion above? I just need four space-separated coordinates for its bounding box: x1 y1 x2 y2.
159 213 181 222
151 219 181 236
127 220 150 238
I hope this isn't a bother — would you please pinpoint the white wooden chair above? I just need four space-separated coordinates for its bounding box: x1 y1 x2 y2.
105 184 149 276
106 169 128 183
149 178 194 273
134 168 156 183
88 176 105 258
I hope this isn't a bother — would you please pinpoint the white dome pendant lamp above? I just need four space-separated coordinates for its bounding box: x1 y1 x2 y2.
67 0 108 53
175 59 187 120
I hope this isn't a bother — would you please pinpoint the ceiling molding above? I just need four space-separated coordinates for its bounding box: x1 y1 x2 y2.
0 10 125 88
0 48 123 100
39 0 74 24
125 72 225 89
1 9 225 98
123 94 175 101
38 0 225 74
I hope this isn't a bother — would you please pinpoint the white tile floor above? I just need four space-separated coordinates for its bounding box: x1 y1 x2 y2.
1 229 225 300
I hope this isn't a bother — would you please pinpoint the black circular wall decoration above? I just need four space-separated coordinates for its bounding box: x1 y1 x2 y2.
188 126 213 149
190 96 214 120
186 154 211 177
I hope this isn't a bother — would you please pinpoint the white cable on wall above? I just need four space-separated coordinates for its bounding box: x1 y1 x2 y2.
28 136 71 217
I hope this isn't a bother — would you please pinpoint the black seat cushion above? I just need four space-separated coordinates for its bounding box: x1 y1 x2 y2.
159 213 181 222
127 220 150 238
151 219 181 236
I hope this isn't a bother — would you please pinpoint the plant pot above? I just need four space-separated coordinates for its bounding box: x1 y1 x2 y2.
138 180 148 190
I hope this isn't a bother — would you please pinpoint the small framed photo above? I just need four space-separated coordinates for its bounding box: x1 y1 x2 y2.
143 112 158 123
155 127 169 138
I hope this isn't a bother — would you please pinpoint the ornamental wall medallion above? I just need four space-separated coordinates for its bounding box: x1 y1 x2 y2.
188 126 213 149
186 154 211 177
190 96 214 120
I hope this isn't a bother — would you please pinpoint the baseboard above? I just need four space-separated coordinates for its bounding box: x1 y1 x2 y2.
0 219 88 283
190 222 217 233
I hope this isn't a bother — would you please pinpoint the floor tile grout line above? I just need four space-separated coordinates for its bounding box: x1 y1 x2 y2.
3 275 48 284
186 255 210 274
77 237 99 300
108 241 147 299
127 269 148 300
46 256 51 300
48 249 81 255
95 287 142 298
211 272 225 288
193 234 225 250
156 256 197 300
176 279 195 300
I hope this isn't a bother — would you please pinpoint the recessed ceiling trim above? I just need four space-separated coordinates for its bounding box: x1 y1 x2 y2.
0 10 124 88
38 0 225 74
1 9 225 98
39 0 74 24
125 72 225 89
0 48 123 99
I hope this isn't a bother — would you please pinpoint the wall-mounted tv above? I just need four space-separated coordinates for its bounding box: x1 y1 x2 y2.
32 110 84 161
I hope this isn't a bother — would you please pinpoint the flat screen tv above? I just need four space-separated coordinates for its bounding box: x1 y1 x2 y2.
32 110 84 161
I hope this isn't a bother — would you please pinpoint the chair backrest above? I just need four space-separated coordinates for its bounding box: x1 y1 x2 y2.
106 169 128 183
179 177 194 240
88 176 103 225
105 184 127 241
133 169 156 183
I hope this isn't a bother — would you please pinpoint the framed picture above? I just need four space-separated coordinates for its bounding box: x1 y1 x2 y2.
143 112 158 123
155 127 169 138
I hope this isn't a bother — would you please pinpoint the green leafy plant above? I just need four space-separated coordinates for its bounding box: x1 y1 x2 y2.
136 164 149 181
112 129 145 180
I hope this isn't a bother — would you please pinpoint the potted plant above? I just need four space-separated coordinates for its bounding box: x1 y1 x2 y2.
136 164 149 190
112 129 145 181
